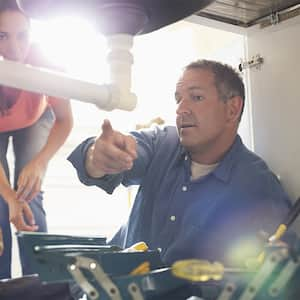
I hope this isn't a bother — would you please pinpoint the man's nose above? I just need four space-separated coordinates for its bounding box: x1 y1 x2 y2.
176 97 191 115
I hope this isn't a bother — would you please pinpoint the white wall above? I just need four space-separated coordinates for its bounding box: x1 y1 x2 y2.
245 16 300 205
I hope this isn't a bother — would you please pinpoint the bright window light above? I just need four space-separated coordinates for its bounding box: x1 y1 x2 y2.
31 17 110 127
31 17 109 83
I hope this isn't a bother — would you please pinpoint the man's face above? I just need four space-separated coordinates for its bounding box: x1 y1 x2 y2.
175 68 233 158
0 10 30 62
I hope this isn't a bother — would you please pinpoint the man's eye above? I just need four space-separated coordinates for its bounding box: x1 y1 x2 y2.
192 95 204 101
175 95 181 104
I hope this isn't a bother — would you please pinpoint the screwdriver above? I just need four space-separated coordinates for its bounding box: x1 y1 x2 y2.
246 197 300 269
128 259 253 280
171 259 252 282
269 197 300 242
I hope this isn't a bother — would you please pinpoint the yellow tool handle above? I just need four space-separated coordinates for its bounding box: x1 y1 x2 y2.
171 259 224 282
268 224 287 242
246 224 288 269
130 261 150 275
132 242 149 251
122 241 149 253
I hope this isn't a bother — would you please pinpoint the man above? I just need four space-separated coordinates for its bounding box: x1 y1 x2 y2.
68 59 291 267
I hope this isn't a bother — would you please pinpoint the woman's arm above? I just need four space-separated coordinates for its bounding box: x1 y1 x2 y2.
0 162 14 203
17 98 73 202
35 97 73 164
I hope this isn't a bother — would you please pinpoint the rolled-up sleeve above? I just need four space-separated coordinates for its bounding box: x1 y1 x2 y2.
68 126 171 194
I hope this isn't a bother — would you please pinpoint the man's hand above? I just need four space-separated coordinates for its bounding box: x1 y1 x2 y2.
16 157 47 202
8 193 38 231
85 119 137 178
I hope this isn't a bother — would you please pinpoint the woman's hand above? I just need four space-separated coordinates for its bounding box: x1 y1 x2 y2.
0 166 37 231
16 157 47 202
7 191 38 231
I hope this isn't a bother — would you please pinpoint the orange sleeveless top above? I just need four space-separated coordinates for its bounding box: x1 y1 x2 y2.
0 91 48 132
0 45 61 132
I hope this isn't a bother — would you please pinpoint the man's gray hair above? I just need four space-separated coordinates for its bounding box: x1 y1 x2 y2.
184 59 245 120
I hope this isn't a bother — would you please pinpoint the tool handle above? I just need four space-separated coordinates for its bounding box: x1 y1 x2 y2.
171 259 224 282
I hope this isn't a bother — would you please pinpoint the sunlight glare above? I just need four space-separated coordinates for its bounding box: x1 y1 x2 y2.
30 16 111 126
31 17 109 83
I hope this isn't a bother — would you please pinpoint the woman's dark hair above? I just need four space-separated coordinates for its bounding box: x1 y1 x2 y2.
0 0 27 116
0 0 21 12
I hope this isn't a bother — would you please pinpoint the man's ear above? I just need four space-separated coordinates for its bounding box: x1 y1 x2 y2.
226 96 243 122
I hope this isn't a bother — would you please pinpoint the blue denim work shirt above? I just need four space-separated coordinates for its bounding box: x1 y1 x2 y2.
68 126 291 266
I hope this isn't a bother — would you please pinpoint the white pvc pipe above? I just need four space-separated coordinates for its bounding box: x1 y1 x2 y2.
107 34 133 94
106 34 137 111
0 34 137 111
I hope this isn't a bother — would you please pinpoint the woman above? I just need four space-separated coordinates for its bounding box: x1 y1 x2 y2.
0 0 73 278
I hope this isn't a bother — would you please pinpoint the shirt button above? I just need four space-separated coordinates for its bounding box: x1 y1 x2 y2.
182 186 187 192
170 215 176 221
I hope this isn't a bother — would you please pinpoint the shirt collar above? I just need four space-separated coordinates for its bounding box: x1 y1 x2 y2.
212 135 243 182
178 135 244 183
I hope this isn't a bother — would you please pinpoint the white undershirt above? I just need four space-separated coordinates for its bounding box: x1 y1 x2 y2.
190 160 219 180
